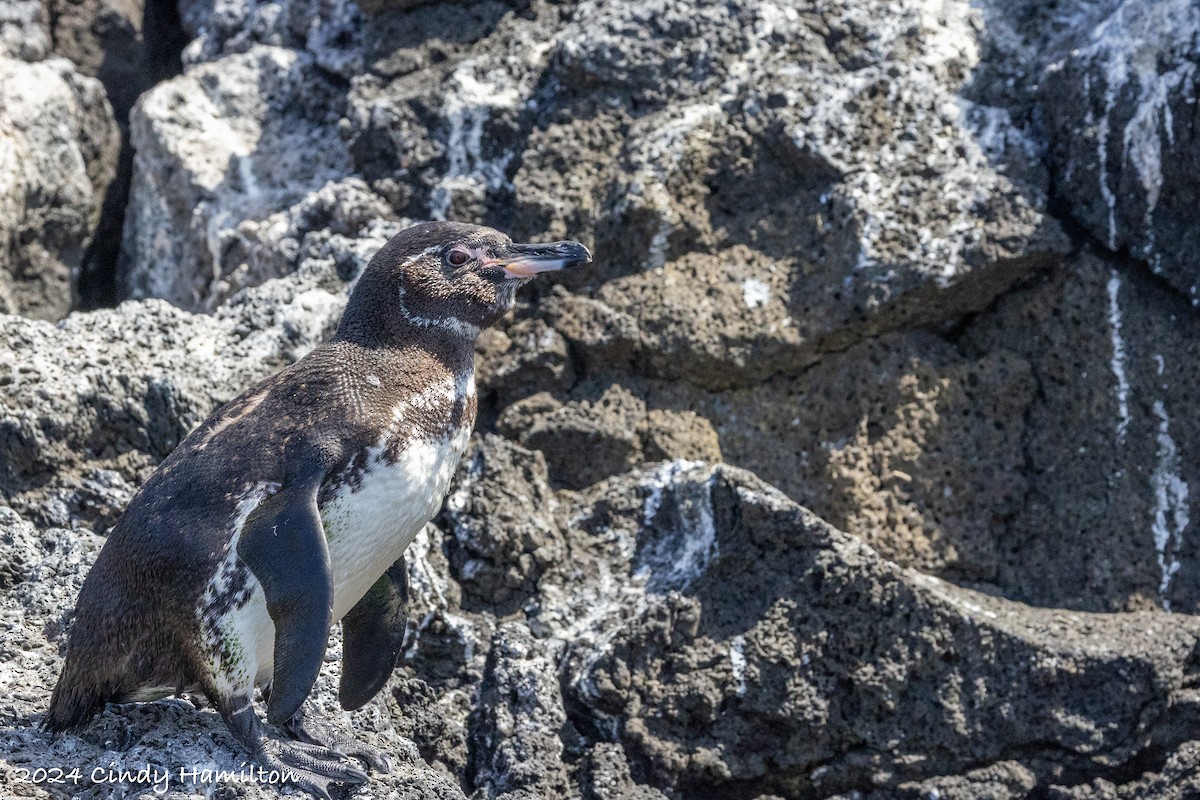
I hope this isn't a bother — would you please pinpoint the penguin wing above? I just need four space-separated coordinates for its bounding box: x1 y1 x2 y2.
236 463 333 725
339 557 409 711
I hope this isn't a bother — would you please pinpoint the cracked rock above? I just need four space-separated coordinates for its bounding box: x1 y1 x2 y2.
1040 0 1200 302
470 623 571 799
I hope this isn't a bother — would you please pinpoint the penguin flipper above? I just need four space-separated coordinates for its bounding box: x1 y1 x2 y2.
237 467 333 726
339 557 408 711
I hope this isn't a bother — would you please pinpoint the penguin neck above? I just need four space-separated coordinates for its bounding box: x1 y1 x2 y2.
333 305 478 378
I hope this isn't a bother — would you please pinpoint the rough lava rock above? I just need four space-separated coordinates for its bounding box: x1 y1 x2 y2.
441 436 564 616
120 45 373 309
556 461 1200 797
470 623 572 799
0 261 349 525
0 0 50 62
1040 0 1200 302
0 57 119 319
119 0 1071 380
497 384 647 490
960 253 1200 614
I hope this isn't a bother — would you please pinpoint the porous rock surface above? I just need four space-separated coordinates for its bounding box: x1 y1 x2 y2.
4 0 1200 798
0 253 369 523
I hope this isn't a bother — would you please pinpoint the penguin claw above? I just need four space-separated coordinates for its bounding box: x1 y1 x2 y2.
284 708 391 773
339 741 391 774
273 769 347 800
282 738 351 763
266 739 369 780
290 777 333 800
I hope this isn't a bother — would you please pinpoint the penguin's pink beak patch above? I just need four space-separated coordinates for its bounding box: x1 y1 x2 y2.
501 259 571 279
493 240 591 279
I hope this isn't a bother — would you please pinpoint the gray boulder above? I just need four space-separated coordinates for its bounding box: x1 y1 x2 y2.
120 46 376 309
117 0 1070 381
555 461 1200 796
0 0 50 62
0 57 119 319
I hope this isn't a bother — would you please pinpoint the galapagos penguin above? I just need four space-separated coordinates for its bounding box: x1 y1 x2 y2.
44 221 590 798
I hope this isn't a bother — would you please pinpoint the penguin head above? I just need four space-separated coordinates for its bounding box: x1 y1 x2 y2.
338 221 591 343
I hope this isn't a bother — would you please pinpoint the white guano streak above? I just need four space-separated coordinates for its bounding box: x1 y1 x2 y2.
565 462 719 711
428 47 552 220
742 279 771 309
1105 270 1190 610
1078 0 1199 254
1106 270 1130 445
729 635 748 697
1151 399 1189 611
637 461 718 593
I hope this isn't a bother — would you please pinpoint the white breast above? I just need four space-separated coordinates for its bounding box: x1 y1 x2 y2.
320 425 471 622
205 374 475 691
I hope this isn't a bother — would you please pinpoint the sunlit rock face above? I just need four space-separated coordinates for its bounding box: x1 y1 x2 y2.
0 57 118 319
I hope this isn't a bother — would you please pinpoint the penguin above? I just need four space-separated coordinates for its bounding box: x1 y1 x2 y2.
43 221 590 798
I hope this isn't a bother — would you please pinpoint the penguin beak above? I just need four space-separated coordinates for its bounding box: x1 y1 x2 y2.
490 241 592 279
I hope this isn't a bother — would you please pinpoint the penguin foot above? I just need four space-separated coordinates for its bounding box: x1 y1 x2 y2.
284 706 392 773
219 695 370 800
258 736 369 800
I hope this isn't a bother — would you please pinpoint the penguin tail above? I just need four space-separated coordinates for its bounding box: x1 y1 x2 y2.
42 655 109 733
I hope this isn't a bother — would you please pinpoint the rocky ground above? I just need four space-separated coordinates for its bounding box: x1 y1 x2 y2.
3 0 1200 798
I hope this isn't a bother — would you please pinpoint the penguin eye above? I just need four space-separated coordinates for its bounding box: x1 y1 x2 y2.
446 248 471 267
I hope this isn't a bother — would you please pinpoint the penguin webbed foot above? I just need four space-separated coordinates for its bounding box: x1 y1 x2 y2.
219 696 369 800
258 736 369 800
284 705 392 774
